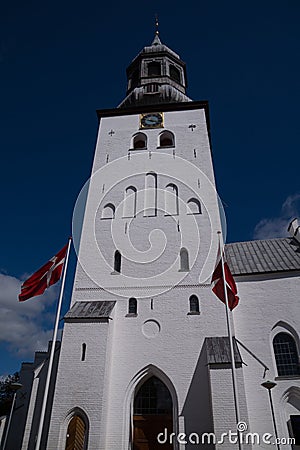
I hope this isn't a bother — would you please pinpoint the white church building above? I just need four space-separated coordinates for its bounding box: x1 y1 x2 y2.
4 32 300 450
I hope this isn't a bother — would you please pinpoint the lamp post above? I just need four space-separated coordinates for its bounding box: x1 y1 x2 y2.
261 380 280 450
2 382 23 450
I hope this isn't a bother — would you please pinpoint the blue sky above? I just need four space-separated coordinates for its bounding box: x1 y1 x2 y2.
1 0 299 374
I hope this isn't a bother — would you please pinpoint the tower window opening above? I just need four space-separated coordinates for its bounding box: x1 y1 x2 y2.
159 131 175 148
165 183 179 216
148 62 161 77
101 203 115 219
128 297 137 315
130 69 139 89
179 247 189 272
273 332 300 376
189 295 200 314
123 186 137 218
187 198 202 215
169 65 181 84
113 250 122 273
144 172 157 216
132 133 147 150
81 343 86 361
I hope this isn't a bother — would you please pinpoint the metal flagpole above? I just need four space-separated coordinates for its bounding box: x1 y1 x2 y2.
34 237 72 450
217 231 242 450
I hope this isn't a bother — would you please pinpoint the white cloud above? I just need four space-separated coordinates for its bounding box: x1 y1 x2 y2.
0 273 60 358
253 193 300 240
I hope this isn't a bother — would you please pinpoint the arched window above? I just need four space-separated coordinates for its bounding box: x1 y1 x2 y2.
123 186 137 218
113 250 121 273
128 297 137 315
159 131 175 148
65 414 87 450
169 65 181 84
144 172 157 216
132 133 147 150
179 248 189 272
134 376 172 414
165 183 179 216
101 203 115 219
81 343 86 361
273 333 300 376
187 198 202 215
148 62 161 77
189 295 200 314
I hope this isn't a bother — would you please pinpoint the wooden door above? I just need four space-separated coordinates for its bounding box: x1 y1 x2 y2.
133 414 173 450
65 415 86 450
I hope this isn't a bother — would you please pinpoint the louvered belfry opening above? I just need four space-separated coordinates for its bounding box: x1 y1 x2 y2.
65 415 86 450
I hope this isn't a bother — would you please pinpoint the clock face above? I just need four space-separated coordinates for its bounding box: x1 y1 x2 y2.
140 113 163 128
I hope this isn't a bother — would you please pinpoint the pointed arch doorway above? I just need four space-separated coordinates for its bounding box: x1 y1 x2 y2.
133 376 173 450
65 414 87 450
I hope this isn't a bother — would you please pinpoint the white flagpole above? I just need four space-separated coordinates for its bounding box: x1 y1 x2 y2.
34 237 72 450
217 231 242 450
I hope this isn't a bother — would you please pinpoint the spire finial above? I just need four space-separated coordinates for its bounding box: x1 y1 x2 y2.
152 15 162 45
155 14 159 36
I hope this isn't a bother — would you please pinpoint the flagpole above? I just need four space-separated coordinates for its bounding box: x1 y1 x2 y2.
217 231 242 450
34 237 72 450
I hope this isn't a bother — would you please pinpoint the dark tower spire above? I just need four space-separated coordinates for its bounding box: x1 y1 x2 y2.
118 28 191 108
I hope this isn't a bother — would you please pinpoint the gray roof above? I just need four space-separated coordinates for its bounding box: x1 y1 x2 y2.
64 301 115 321
205 337 242 365
225 237 300 275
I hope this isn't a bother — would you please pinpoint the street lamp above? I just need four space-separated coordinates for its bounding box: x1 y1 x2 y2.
2 382 23 450
261 380 280 450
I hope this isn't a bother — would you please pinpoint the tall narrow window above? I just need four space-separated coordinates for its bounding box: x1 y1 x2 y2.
169 65 181 84
144 172 157 216
123 186 137 218
132 133 147 150
148 62 161 77
189 295 200 314
187 198 201 215
113 250 121 273
130 69 139 89
128 297 137 315
273 332 300 376
159 131 174 147
101 203 115 219
65 415 87 450
165 183 179 216
179 248 189 272
81 343 86 361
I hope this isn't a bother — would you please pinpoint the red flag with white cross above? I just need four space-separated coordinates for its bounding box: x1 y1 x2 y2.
18 244 68 302
211 255 239 311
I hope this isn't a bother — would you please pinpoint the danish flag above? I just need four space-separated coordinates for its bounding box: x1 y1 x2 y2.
211 253 239 311
19 244 68 302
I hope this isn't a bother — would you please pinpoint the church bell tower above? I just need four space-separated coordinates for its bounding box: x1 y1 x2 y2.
119 29 191 108
46 29 248 450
